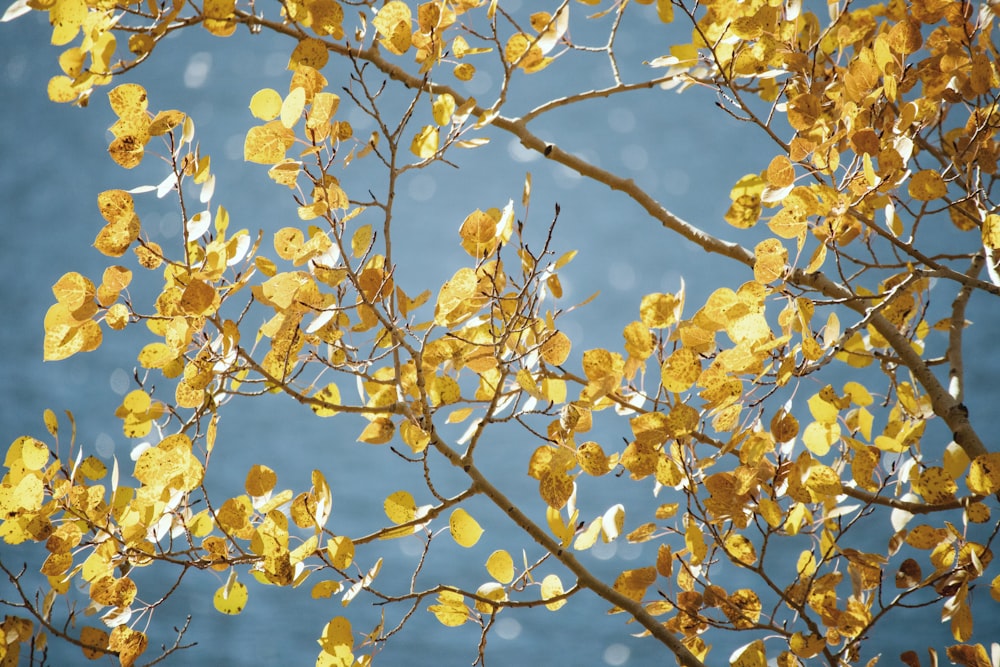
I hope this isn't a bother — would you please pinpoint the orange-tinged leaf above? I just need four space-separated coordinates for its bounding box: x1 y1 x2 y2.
909 170 947 201
245 464 277 497
732 640 767 667
766 156 795 188
79 627 109 660
449 508 483 547
108 626 147 667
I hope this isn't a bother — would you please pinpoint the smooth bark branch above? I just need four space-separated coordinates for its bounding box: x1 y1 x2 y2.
426 433 710 667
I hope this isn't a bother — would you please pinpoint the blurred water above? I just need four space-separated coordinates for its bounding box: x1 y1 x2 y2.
2 6 998 666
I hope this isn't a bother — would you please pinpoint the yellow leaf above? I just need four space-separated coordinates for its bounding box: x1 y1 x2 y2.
288 37 329 71
486 550 514 583
967 452 1000 495
317 616 354 664
908 170 947 201
656 0 673 23
326 536 354 568
372 1 412 55
351 224 373 258
244 121 296 164
411 125 439 158
753 238 787 284
540 331 571 365
108 626 147 667
358 418 395 444
732 640 767 667
766 156 795 188
248 89 283 123
384 490 416 525
280 87 306 129
432 93 455 126
660 347 700 393
685 516 707 566
428 589 468 626
52 271 95 310
213 577 248 615
449 508 483 547
639 292 681 328
982 214 1000 250
540 574 566 610
245 464 277 497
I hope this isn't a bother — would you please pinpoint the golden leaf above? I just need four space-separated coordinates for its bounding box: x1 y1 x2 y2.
289 37 328 71
372 1 412 55
753 238 787 284
967 452 1000 495
908 170 947 201
244 121 296 164
486 549 514 583
108 626 147 667
540 574 566 610
449 508 483 547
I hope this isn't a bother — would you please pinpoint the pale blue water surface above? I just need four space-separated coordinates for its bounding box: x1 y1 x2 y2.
2 4 998 666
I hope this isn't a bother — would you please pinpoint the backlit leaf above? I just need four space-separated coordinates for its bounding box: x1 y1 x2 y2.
486 550 514 583
540 574 566 610
449 508 483 547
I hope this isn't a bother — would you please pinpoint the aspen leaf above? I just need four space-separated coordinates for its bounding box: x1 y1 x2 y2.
449 508 483 547
108 626 147 667
250 88 282 121
289 38 328 71
753 238 787 284
384 490 416 525
311 580 342 599
660 347 699 393
982 214 1000 250
766 156 795 188
79 626 109 659
326 536 354 569
372 1 411 55
280 87 306 129
539 470 574 509
967 452 1000 495
731 639 767 667
540 574 566 610
613 566 656 602
351 224 373 258
432 94 455 126
428 590 468 626
358 418 394 444
576 441 612 476
411 125 439 158
789 633 825 658
474 582 507 613
639 292 681 328
245 464 277 497
486 550 514 583
909 170 947 201
685 516 707 566
454 63 475 80
540 330 571 365
244 121 296 164
317 616 353 664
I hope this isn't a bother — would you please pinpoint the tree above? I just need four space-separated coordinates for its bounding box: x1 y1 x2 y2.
1 0 1000 665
